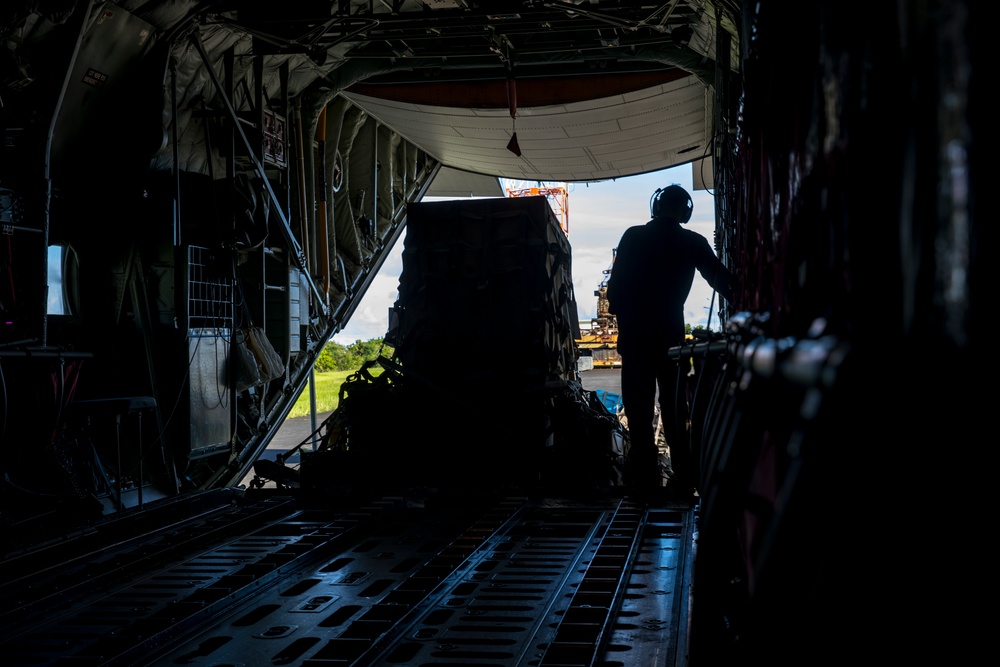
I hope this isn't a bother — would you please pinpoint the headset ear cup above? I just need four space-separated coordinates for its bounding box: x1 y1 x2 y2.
681 195 692 223
652 184 692 222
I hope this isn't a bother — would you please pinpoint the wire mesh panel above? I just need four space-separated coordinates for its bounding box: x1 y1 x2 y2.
187 245 234 331
185 245 234 457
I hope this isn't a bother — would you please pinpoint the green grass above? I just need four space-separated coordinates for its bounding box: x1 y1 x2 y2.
287 369 355 418
286 363 393 418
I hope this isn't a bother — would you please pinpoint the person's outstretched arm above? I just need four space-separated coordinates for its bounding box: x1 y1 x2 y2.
694 236 736 303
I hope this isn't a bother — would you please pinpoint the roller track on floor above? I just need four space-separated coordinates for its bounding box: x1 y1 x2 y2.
0 489 696 667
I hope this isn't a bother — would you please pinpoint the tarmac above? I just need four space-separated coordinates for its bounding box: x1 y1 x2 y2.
242 367 623 485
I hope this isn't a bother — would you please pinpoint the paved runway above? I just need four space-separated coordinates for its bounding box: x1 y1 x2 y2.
580 367 622 394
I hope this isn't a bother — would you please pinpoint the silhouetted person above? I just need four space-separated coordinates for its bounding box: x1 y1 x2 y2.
606 184 734 497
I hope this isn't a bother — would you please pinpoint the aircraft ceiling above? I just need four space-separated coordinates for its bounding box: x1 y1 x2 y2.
11 0 739 185
270 0 739 182
343 68 713 182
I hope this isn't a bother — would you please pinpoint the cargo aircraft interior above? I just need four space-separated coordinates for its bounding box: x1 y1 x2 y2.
0 2 983 665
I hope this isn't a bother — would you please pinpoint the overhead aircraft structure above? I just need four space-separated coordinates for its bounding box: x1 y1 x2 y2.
0 2 983 666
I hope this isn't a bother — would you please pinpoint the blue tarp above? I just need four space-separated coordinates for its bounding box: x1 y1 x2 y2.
594 389 622 414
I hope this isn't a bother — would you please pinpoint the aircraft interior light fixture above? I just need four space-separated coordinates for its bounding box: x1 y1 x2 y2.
672 24 694 48
389 40 414 58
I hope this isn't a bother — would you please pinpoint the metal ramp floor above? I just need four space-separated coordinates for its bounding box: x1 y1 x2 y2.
1 489 697 667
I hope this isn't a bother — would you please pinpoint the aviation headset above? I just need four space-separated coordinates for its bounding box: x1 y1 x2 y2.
650 184 693 223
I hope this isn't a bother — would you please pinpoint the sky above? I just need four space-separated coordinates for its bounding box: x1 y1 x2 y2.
331 163 726 345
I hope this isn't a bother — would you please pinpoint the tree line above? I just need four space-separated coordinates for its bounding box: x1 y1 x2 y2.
314 338 393 372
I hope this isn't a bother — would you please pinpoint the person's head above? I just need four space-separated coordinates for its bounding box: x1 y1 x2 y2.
650 184 693 223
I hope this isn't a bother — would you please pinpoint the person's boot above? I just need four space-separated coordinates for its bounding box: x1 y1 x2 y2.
664 474 697 502
625 446 665 499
